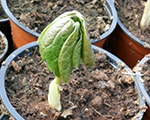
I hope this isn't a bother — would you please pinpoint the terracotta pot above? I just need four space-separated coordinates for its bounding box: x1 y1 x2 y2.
1 0 117 49
0 31 9 65
104 16 150 69
0 41 145 120
134 55 150 120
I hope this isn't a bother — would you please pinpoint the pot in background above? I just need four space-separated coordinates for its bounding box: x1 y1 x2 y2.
0 31 9 65
0 41 145 120
1 0 117 49
90 0 117 48
0 19 14 57
104 0 150 69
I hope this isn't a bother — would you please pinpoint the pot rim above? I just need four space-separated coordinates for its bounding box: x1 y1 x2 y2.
0 41 144 120
0 31 9 62
117 17 149 49
135 54 150 106
0 18 9 22
1 0 117 43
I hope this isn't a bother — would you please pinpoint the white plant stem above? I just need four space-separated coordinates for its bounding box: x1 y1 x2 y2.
140 0 150 31
48 76 62 111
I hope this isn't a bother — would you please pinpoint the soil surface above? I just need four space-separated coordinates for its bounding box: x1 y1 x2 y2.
7 0 112 40
141 58 150 96
0 97 10 117
0 33 6 55
0 1 8 19
115 0 150 48
4 47 142 120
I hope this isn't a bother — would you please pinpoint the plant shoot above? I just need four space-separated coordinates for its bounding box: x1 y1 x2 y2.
38 10 95 111
140 0 150 31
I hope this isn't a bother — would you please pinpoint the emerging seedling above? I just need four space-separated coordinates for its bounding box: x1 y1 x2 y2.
38 10 95 111
140 0 150 31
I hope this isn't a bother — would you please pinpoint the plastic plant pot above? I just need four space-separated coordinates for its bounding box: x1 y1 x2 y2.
90 0 117 48
1 0 117 49
104 7 150 69
0 41 145 120
0 31 8 65
134 54 150 120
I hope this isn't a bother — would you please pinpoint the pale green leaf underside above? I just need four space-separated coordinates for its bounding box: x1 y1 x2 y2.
72 32 82 68
38 17 72 61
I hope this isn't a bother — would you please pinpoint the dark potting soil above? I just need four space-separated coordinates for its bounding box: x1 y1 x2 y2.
6 0 112 40
0 97 10 117
0 33 6 55
4 47 142 120
141 58 150 96
0 1 8 19
115 0 150 48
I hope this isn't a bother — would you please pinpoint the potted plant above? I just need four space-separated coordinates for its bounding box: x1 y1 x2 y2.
1 0 117 49
104 0 150 69
0 11 146 120
133 54 150 120
0 42 147 120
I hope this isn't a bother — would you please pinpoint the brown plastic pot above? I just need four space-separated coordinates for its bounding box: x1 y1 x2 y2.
1 0 40 49
1 0 117 49
104 15 150 69
9 20 38 49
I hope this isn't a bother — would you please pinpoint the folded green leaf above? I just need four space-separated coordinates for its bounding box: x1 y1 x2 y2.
72 32 82 68
80 14 95 67
41 19 75 75
38 10 95 82
58 22 80 83
38 17 73 61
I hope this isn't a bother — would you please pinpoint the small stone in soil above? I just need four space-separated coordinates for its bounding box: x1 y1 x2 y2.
91 96 102 110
